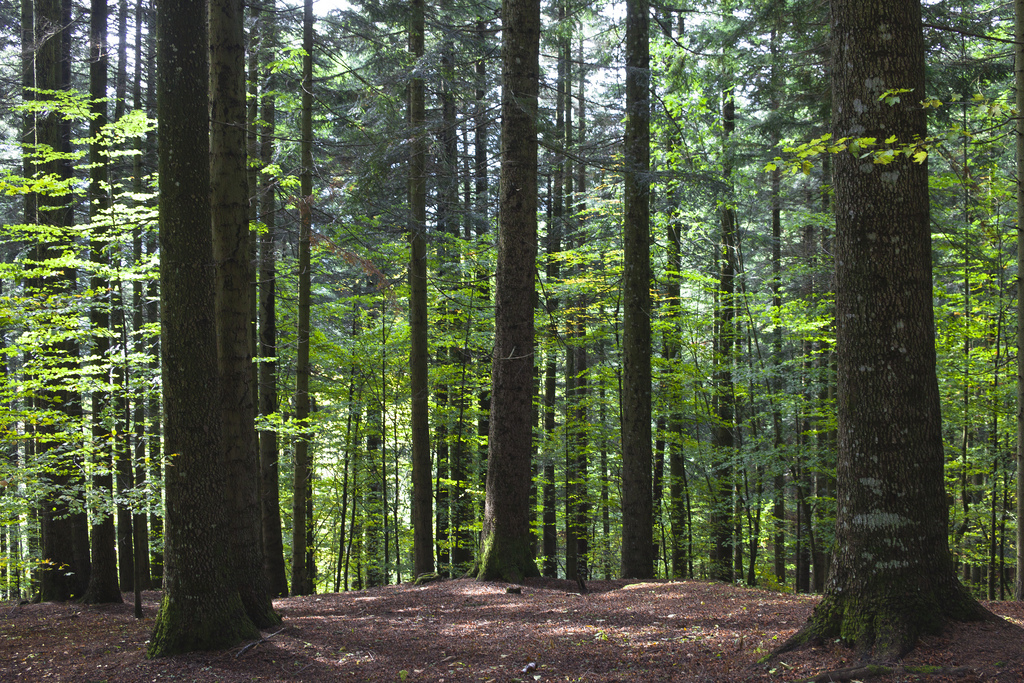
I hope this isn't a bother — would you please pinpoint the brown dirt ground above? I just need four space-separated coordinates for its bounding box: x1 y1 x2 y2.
1 578 1023 682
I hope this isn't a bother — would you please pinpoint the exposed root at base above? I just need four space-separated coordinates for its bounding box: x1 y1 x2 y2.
792 663 975 682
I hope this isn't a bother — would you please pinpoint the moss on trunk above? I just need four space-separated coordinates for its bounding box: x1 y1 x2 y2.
148 592 259 657
780 576 991 660
477 533 539 584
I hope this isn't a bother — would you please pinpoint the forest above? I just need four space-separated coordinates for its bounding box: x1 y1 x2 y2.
1 0 1022 664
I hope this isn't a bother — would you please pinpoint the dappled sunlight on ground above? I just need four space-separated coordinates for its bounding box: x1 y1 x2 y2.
1 582 1022 681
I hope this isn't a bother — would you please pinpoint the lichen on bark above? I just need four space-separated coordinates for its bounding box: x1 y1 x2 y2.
773 0 995 663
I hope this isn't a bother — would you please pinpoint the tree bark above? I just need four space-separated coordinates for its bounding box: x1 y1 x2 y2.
257 0 288 598
149 0 259 655
477 0 541 584
620 0 653 580
82 0 124 606
778 0 990 660
408 0 434 579
210 0 278 627
1014 0 1024 605
290 0 314 597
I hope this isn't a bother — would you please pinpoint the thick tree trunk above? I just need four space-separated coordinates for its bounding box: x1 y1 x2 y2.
478 0 541 585
210 0 278 627
149 0 258 655
779 0 990 660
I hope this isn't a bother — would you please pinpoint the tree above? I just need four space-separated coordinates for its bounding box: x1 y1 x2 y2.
210 0 279 627
477 0 541 584
620 0 653 580
777 0 991 660
291 0 314 597
1015 0 1024 604
82 0 123 605
148 0 259 655
407 0 433 579
257 0 289 599
709 85 737 583
34 0 92 603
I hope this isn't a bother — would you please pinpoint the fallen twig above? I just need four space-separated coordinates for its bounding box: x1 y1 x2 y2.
235 628 286 658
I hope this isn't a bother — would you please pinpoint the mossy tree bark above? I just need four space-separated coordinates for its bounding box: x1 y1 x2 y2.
778 0 991 661
477 0 541 585
149 0 259 656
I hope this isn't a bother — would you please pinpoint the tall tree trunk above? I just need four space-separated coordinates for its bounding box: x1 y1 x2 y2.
291 0 314 597
408 0 434 579
82 0 123 606
777 0 990 660
564 47 588 583
768 16 788 588
111 0 136 594
478 0 541 584
473 17 492 571
35 0 91 603
210 0 278 627
258 0 288 598
149 0 259 654
1014 0 1024 604
435 0 464 576
709 85 737 584
130 2 151 604
542 15 565 578
141 0 163 589
620 0 653 580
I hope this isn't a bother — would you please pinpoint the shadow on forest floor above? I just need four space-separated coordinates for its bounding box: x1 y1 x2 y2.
1 578 1023 681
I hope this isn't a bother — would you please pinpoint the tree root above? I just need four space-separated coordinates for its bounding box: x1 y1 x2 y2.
792 663 975 682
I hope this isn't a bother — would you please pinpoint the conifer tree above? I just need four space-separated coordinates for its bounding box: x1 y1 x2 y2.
777 0 992 659
148 0 259 655
478 0 542 584
620 0 653 580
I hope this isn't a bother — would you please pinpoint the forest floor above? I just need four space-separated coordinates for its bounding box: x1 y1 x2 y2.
1 577 1023 682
